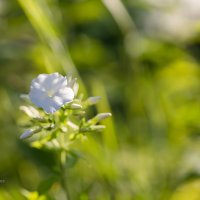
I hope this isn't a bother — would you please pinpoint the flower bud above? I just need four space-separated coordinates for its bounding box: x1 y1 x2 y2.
73 82 79 96
96 113 112 121
70 103 82 109
88 113 112 125
86 96 101 105
20 94 29 100
20 106 41 118
20 128 41 140
20 130 34 140
66 74 79 96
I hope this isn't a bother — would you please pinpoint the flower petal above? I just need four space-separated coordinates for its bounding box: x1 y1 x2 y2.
29 88 48 108
55 87 74 103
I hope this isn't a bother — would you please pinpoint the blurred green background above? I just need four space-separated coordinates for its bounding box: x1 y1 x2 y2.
1 0 200 199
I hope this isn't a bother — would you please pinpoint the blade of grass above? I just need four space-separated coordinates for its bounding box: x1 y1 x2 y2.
17 0 86 94
102 0 136 35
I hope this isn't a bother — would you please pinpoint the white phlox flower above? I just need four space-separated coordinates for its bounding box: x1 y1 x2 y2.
29 73 76 113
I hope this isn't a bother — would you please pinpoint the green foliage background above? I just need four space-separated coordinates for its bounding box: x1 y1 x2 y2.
1 0 200 199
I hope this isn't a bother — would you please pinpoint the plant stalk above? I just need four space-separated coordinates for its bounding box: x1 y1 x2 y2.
60 150 71 200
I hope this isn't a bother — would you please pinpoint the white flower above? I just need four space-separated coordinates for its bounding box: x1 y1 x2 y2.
29 73 75 113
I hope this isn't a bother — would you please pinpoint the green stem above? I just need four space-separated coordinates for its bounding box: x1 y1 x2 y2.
60 150 71 200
